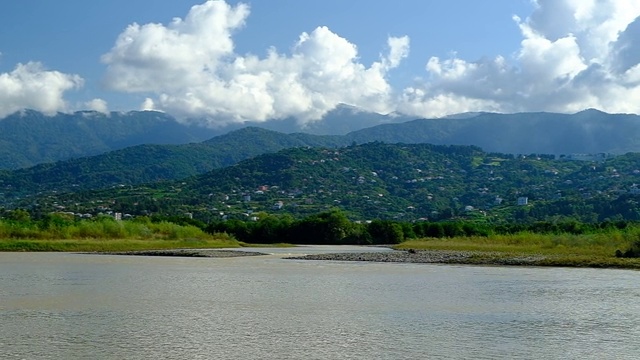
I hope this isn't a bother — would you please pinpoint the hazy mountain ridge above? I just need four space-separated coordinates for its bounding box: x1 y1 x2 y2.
2 107 640 170
0 110 220 169
346 109 640 154
0 106 408 170
3 107 640 201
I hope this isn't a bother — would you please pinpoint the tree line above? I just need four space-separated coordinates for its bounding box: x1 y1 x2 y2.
205 209 638 245
3 208 639 254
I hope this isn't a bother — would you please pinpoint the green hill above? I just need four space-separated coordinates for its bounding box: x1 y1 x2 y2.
21 142 640 224
5 108 640 171
0 127 346 199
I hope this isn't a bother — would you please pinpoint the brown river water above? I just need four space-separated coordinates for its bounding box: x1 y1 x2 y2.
1 246 639 359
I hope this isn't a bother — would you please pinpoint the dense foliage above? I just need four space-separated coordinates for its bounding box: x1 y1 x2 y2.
0 210 212 241
204 209 640 246
0 127 348 196
4 207 640 257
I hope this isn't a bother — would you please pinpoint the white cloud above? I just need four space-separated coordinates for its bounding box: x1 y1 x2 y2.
140 98 157 111
384 36 410 69
85 98 109 113
102 0 407 126
0 62 83 118
98 0 640 121
400 0 640 118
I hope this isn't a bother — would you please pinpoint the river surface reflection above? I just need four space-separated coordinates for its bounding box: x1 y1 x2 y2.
1 247 639 359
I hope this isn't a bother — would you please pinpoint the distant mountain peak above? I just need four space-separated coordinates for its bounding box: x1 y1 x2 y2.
442 112 493 120
576 108 606 115
323 103 373 117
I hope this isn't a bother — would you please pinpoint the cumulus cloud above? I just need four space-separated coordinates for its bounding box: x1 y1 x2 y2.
140 98 157 111
399 0 640 117
0 62 83 118
85 98 109 113
99 0 640 120
102 0 407 126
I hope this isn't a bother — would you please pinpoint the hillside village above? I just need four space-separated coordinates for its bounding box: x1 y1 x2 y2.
16 143 640 224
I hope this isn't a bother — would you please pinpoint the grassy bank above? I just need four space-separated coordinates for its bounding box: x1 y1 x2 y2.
0 237 240 252
395 232 640 269
0 216 241 252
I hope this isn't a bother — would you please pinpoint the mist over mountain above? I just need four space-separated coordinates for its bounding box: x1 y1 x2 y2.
249 104 414 135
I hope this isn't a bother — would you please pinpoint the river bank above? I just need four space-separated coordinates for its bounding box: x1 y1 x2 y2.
92 249 268 258
286 249 640 269
104 247 640 269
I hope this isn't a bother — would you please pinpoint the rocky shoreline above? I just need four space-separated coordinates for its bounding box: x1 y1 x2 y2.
93 249 268 258
286 249 550 266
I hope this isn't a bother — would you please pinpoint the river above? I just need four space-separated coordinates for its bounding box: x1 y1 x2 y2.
1 246 639 359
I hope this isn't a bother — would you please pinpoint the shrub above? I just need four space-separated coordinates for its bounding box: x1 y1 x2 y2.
616 240 640 258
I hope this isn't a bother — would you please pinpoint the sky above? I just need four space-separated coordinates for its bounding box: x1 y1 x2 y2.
1 0 640 126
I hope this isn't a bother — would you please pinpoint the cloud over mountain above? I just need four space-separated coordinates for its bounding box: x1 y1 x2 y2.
101 0 408 126
2 0 640 122
0 62 83 118
399 0 640 117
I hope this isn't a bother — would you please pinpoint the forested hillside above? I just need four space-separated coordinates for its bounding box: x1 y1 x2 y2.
0 110 219 169
0 127 347 197
4 108 640 171
19 142 640 224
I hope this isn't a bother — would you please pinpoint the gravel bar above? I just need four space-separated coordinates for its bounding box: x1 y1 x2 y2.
286 249 549 266
93 249 268 258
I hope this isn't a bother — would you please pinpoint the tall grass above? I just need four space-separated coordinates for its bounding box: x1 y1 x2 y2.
397 229 640 257
0 237 239 252
0 217 240 251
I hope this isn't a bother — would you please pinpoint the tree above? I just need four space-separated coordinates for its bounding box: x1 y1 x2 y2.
367 220 404 244
292 210 354 244
6 209 31 222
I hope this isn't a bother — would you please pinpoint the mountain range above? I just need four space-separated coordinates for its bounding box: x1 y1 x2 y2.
0 127 346 198
0 105 408 170
2 106 640 203
2 106 640 171
0 110 219 169
348 109 640 155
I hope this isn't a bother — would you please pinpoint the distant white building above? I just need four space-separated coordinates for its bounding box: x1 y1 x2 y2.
517 197 529 206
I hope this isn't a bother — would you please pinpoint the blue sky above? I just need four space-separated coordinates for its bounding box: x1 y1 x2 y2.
1 0 640 125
